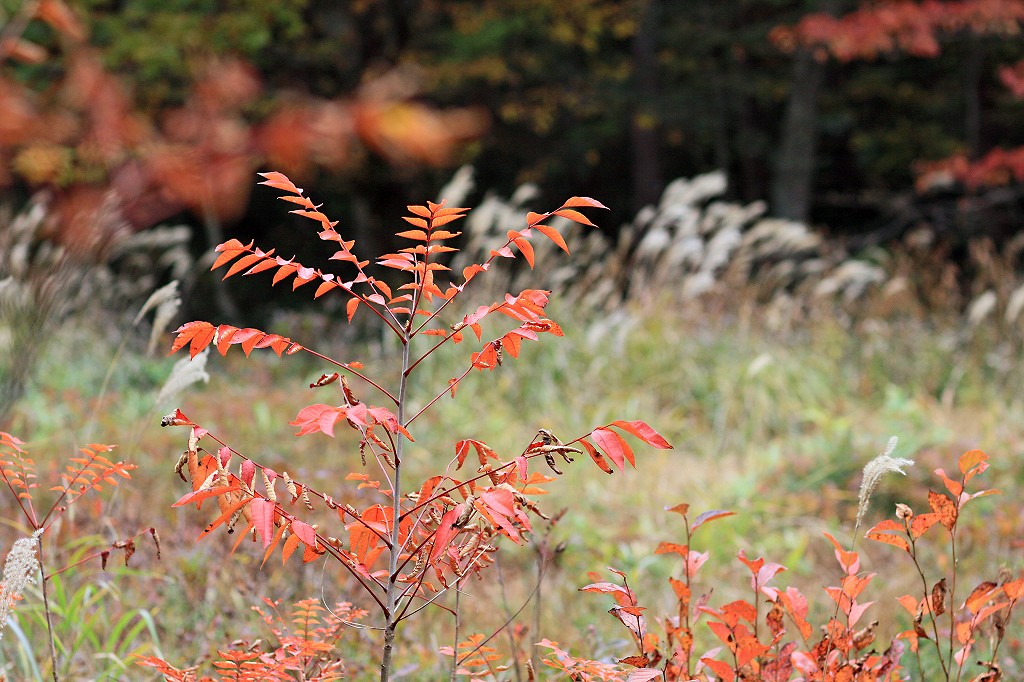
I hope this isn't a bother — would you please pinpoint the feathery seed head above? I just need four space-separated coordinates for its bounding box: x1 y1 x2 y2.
857 437 913 528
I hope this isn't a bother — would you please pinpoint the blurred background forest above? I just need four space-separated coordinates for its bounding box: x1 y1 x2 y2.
2 0 1023 262
3 1 1024 678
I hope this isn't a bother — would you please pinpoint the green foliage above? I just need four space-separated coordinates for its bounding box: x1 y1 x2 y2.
78 0 307 106
5 567 162 681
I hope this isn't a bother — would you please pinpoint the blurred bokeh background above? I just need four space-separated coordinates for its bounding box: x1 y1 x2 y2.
2 1 1024 679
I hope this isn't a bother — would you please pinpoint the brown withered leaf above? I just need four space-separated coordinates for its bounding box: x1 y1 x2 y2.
767 600 786 637
931 578 948 617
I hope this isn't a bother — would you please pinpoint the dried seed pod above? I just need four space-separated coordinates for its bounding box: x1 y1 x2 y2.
341 375 360 405
478 463 500 485
174 451 189 481
262 469 277 502
454 497 476 528
458 532 482 559
852 621 878 650
195 471 218 494
283 471 298 502
544 451 563 475
399 552 426 582
227 508 243 533
310 372 339 388
149 528 162 559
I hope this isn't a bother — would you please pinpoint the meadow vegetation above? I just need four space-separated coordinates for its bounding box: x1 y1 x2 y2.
2 189 1024 678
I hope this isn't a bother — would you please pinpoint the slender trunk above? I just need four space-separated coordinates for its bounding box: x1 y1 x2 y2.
379 335 411 682
630 0 663 211
771 47 826 222
963 37 984 158
38 537 60 682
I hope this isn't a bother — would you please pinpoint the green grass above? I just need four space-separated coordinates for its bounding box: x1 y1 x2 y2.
3 299 1024 678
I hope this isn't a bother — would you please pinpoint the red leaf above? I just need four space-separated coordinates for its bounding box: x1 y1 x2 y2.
429 507 460 565
289 404 342 437
689 509 735 533
591 428 634 470
516 455 528 482
250 498 276 548
239 460 255 487
610 420 673 449
290 518 318 548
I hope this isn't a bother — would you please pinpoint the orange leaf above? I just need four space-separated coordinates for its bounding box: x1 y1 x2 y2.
223 253 264 280
281 533 301 563
866 530 910 552
513 236 535 267
927 490 957 530
532 224 570 253
562 196 609 210
314 281 337 298
258 171 301 195
554 208 597 227
172 484 239 508
959 449 987 475
700 657 735 681
580 440 613 474
910 512 941 539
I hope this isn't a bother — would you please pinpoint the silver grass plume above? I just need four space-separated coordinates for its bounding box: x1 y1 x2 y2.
857 436 914 527
156 346 210 406
0 529 42 640
133 280 181 356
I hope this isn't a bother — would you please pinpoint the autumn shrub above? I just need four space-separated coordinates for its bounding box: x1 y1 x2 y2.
529 445 1020 682
136 171 672 681
0 431 161 680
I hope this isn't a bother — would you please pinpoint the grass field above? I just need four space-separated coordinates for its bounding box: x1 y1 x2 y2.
2 296 1023 680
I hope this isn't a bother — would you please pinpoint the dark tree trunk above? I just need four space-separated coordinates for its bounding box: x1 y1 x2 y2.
964 37 985 157
630 0 663 211
771 47 826 223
